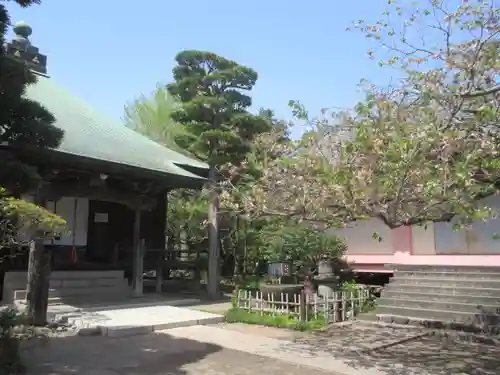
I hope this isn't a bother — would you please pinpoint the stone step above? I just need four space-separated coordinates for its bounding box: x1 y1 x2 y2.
4 271 125 284
378 297 500 314
382 290 500 305
384 284 500 298
14 296 62 307
376 305 500 328
375 311 499 335
387 264 500 274
13 285 131 301
394 270 500 281
49 277 128 289
389 277 500 289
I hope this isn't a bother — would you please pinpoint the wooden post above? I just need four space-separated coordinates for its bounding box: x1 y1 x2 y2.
335 291 343 322
163 191 171 282
155 250 163 293
155 190 169 292
132 209 144 297
26 189 52 326
299 289 307 321
207 166 220 298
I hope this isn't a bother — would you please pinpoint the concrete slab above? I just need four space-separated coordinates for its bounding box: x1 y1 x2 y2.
66 305 224 337
49 296 203 314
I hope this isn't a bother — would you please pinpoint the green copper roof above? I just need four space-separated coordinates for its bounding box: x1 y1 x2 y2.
25 74 208 180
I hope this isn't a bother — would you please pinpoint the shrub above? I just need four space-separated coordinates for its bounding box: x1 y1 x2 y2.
0 307 26 374
342 280 376 314
261 223 347 271
225 308 326 331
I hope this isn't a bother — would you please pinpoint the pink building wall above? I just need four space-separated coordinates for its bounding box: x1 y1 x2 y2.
335 195 500 273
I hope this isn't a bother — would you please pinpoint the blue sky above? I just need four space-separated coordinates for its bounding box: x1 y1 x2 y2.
6 0 396 139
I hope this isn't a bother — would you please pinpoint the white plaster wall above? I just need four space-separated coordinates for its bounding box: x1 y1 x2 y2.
47 197 89 246
328 218 393 255
20 195 89 247
435 195 500 255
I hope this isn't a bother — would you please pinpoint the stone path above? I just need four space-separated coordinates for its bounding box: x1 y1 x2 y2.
165 324 388 375
22 321 500 375
291 322 429 353
166 324 500 375
291 323 500 375
23 332 338 375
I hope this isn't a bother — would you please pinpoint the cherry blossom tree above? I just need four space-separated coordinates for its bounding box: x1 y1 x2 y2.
224 0 500 230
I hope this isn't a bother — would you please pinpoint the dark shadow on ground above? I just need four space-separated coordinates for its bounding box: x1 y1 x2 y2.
282 323 500 375
22 332 223 375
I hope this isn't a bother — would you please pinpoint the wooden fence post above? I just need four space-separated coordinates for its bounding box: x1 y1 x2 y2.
335 291 342 322
299 289 307 321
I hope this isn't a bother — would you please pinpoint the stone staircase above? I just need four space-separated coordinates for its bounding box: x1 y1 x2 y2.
373 265 500 333
2 270 131 305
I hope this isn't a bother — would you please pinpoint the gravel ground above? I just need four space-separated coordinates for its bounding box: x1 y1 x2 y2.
290 324 500 375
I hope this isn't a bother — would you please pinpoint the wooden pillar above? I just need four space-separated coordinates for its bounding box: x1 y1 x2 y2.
155 250 163 293
207 194 220 297
132 209 144 297
26 189 52 326
207 165 220 298
156 192 168 293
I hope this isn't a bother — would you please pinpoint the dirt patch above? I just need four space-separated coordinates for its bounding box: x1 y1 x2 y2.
188 302 232 314
215 322 308 341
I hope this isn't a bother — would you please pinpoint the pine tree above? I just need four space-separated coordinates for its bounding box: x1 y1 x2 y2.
1 1 64 325
167 51 270 296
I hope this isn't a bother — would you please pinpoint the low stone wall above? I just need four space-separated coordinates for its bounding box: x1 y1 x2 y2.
2 270 126 304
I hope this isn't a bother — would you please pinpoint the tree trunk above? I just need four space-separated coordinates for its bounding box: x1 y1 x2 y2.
207 166 220 297
26 237 52 326
242 220 248 279
232 215 240 283
26 190 51 326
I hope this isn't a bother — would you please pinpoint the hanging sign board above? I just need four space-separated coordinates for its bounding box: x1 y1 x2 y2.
94 212 109 223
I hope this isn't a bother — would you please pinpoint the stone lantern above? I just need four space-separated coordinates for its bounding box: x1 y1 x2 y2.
314 257 339 298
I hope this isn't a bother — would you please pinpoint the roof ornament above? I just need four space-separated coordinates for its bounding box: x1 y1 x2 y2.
5 21 47 74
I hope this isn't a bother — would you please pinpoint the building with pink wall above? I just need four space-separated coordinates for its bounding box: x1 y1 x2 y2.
332 195 500 273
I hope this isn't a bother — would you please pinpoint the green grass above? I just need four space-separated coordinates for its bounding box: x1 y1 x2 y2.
224 308 327 331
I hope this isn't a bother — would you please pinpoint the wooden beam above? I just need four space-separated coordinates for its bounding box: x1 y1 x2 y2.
40 183 157 210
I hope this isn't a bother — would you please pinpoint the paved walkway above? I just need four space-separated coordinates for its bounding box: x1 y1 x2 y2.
165 325 387 375
164 324 500 375
22 322 500 375
23 331 337 375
